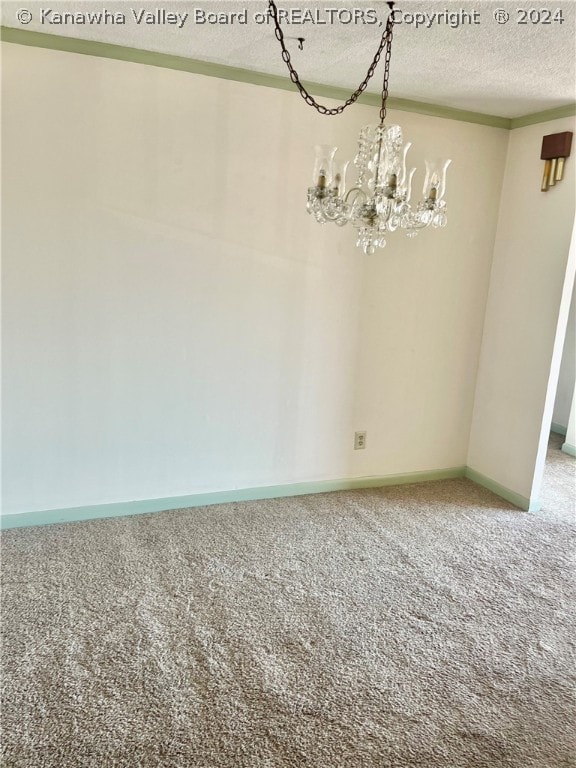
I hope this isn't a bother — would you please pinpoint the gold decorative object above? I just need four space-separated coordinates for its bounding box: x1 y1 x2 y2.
541 131 572 191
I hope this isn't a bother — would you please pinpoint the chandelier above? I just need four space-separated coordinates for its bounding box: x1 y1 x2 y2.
269 1 451 254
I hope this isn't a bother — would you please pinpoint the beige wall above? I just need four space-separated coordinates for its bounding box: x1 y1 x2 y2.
2 42 509 515
552 281 575 429
350 112 509 476
467 117 576 507
565 391 576 451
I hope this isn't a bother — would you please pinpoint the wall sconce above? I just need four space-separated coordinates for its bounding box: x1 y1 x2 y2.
541 131 573 191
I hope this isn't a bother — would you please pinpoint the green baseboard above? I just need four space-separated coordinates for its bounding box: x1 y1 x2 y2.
464 468 539 512
2 462 548 530
551 422 568 436
561 442 576 457
0 466 467 530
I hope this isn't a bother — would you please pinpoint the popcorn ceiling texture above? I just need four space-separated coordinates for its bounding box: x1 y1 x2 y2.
4 0 575 117
1 471 575 767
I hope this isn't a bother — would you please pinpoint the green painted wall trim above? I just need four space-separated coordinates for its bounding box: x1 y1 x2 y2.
2 462 549 530
375 97 510 129
3 27 573 129
0 466 466 530
551 421 568 436
561 442 576 457
510 104 576 130
464 468 539 513
1 26 510 129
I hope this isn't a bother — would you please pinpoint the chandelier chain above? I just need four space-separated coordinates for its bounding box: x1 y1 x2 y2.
268 1 395 117
379 14 393 124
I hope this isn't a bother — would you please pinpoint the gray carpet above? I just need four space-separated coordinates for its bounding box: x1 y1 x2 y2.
1 476 575 767
539 432 576 525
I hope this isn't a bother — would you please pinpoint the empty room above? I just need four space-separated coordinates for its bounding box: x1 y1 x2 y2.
1 1 575 766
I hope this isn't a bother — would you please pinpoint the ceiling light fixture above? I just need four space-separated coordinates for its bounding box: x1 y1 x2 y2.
269 1 451 254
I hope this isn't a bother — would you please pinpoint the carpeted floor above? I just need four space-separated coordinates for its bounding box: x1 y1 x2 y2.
1 462 575 767
539 431 576 525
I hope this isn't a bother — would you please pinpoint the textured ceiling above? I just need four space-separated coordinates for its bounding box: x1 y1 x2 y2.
3 0 576 117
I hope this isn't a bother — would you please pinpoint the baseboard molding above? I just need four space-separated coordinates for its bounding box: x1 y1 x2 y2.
464 468 539 513
551 422 568 437
2 463 546 531
561 442 576 457
0 466 467 530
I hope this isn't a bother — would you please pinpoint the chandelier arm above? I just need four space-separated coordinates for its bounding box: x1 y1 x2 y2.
344 188 368 206
268 1 395 116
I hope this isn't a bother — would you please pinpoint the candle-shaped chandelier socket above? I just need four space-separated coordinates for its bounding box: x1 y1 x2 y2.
313 145 337 189
384 154 401 198
423 159 451 201
332 160 350 196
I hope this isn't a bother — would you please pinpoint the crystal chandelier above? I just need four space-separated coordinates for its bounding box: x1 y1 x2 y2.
269 1 451 254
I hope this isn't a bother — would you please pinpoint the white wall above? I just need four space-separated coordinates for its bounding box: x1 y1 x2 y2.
350 113 509 476
467 117 576 507
565 390 576 451
552 280 575 430
2 42 508 515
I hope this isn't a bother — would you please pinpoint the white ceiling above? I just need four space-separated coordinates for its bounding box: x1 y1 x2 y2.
3 0 576 117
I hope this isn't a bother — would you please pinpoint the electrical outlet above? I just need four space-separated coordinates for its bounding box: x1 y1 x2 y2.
354 431 367 450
